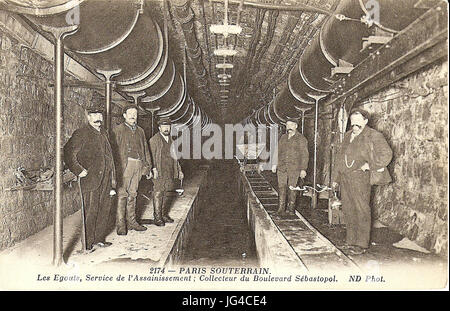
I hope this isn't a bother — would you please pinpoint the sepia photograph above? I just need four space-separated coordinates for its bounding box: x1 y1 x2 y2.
0 0 448 293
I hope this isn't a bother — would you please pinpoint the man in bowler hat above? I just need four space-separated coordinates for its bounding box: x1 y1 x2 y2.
111 104 153 235
64 105 116 250
148 117 184 226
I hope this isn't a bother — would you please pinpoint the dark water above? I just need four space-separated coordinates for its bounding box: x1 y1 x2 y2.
181 160 258 266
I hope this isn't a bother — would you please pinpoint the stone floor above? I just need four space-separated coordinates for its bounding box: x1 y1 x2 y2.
0 169 207 289
262 171 448 283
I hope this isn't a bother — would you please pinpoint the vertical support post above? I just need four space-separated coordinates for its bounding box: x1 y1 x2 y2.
129 91 146 106
145 107 161 137
96 69 122 133
294 106 312 135
41 24 78 266
306 93 327 209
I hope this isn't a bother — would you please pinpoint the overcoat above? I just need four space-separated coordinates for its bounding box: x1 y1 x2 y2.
64 124 116 192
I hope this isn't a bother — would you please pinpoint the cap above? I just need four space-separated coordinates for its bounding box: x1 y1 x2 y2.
85 105 104 114
350 108 370 120
285 117 299 125
122 104 139 115
158 117 172 126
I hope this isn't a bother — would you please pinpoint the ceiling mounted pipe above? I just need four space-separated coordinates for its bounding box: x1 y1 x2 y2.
249 0 426 127
358 0 427 34
139 60 176 103
116 21 167 88
171 0 210 93
1 0 83 15
171 98 193 123
25 0 140 55
273 86 307 120
155 73 187 117
27 7 164 84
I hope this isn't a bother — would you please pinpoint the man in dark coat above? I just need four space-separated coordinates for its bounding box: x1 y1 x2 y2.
111 104 152 235
273 118 309 216
149 117 183 226
332 108 393 255
64 106 116 250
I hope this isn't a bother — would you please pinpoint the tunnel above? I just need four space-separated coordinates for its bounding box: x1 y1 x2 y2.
0 0 448 290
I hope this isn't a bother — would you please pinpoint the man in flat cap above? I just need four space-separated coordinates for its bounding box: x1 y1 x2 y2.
272 118 309 217
64 105 116 250
148 117 184 226
111 104 152 235
332 108 393 255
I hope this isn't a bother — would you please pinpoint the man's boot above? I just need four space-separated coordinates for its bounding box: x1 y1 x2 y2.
126 196 147 231
162 194 174 223
287 190 297 214
116 197 127 235
153 192 165 226
276 186 288 216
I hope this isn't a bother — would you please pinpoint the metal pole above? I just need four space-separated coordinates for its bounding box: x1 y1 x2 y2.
41 24 78 266
294 106 312 135
306 93 327 209
129 91 146 106
96 69 122 133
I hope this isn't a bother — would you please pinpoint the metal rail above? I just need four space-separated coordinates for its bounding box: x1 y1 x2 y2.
241 170 359 271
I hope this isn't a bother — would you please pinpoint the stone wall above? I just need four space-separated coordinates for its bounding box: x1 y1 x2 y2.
0 26 111 250
320 59 448 256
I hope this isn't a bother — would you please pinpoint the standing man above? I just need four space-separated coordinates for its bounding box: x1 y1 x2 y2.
64 105 116 250
149 117 184 226
332 108 393 255
272 118 309 216
111 104 152 235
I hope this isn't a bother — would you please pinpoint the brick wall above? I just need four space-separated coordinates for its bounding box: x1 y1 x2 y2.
0 27 112 250
316 59 448 256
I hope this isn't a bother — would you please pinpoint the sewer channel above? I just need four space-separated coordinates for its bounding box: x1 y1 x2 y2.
181 160 258 266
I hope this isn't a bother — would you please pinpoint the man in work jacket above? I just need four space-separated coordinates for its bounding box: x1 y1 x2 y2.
111 104 152 235
149 117 184 226
273 118 309 217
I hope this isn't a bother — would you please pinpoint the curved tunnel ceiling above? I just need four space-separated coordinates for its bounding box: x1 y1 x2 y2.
4 0 430 127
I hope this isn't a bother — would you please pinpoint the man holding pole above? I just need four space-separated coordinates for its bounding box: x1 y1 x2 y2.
272 118 309 217
64 105 116 250
111 104 153 235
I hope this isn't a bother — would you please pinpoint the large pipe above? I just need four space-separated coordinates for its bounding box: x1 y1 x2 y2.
245 0 427 125
40 24 78 266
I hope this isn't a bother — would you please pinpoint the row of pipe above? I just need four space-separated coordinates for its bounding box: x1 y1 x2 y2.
242 0 429 210
243 0 427 127
3 0 214 266
22 0 212 132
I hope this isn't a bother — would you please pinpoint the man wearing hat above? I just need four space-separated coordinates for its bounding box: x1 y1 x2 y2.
332 108 393 255
64 105 116 250
148 117 184 226
111 104 152 235
272 118 309 216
